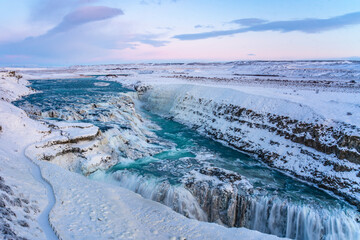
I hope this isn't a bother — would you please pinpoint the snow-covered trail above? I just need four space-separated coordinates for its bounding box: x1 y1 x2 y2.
0 100 56 239
24 148 58 240
0 71 58 239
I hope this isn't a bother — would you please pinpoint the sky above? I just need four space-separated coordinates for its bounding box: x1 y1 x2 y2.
0 0 360 65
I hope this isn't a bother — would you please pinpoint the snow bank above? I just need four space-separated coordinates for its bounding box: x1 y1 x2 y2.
0 70 35 102
0 86 52 239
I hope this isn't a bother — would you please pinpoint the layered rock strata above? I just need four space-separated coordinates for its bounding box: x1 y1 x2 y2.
138 84 360 207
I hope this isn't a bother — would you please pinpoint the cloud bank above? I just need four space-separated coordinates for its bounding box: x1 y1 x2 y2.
0 6 124 64
47 6 123 35
0 5 170 64
230 18 268 27
175 12 360 40
31 0 100 22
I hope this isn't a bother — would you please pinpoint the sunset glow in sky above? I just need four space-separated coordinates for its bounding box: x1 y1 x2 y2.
1 0 360 65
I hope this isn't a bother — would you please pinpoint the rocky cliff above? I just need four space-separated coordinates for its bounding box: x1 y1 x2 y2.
138 84 360 207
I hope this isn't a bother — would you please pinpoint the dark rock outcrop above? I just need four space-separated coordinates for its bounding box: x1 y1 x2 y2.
182 167 360 240
0 175 32 240
183 167 254 227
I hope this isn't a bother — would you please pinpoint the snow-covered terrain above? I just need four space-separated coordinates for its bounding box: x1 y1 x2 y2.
0 71 56 239
86 60 360 206
0 67 290 239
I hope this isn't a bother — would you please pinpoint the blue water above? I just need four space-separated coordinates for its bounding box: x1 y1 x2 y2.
14 77 132 131
20 77 131 110
110 108 352 208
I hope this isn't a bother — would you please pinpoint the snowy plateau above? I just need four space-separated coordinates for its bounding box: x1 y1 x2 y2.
0 61 359 240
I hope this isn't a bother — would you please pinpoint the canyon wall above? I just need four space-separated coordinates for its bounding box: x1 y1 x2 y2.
138 84 360 206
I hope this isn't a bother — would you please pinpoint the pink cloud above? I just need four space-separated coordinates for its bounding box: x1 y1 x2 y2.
48 6 123 35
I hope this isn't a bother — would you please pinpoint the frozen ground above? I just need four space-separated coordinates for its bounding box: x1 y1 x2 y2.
0 67 288 239
0 72 54 239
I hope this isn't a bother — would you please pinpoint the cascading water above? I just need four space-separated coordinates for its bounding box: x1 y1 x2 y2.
233 196 359 240
14 77 360 240
91 170 207 221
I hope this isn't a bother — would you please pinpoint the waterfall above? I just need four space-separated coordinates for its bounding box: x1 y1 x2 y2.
109 170 208 221
244 196 359 240
100 168 360 240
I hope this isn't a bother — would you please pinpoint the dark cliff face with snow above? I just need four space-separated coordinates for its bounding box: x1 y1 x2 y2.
0 175 37 240
182 167 359 239
139 84 360 207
